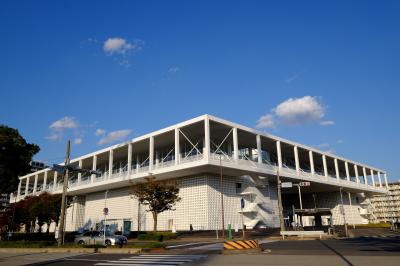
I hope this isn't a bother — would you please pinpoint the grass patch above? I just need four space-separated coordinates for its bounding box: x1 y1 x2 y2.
137 232 177 242
355 223 391 229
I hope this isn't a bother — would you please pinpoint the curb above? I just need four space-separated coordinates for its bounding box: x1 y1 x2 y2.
0 248 142 254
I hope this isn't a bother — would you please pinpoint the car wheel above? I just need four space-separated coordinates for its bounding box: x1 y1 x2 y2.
105 240 112 246
78 240 85 245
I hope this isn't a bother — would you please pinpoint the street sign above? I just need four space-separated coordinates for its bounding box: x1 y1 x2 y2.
240 198 245 209
281 182 293 188
299 182 311 187
52 164 65 174
103 207 109 216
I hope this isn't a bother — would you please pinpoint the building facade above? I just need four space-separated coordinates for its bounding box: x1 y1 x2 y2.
370 182 400 223
11 115 388 232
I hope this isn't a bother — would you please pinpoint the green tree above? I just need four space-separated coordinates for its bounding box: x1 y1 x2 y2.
0 125 40 194
131 178 181 232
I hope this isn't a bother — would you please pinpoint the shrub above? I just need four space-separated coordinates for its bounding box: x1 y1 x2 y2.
7 232 55 241
0 240 56 248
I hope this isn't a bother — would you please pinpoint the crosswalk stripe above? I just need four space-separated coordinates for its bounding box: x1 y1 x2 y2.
135 255 205 257
121 259 193 262
95 254 207 266
95 262 172 266
107 261 184 265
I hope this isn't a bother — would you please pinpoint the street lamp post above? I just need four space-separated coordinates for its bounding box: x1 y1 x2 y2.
104 190 109 245
294 184 303 209
339 187 348 237
218 152 225 238
276 169 285 232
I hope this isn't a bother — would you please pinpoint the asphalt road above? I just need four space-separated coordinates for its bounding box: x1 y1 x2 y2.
2 236 400 266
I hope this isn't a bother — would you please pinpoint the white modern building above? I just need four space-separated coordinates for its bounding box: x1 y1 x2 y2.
369 182 400 223
10 115 388 233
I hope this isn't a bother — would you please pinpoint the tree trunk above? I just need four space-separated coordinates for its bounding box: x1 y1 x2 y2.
152 212 158 233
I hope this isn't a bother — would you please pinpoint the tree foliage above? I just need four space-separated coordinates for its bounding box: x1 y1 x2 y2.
0 193 65 233
131 178 181 232
0 125 40 194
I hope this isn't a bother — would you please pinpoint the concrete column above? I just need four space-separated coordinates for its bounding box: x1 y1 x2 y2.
77 160 82 185
384 173 388 189
127 143 132 176
53 172 57 190
155 151 159 167
17 180 22 199
25 176 30 195
345 162 350 181
276 141 282 168
136 155 140 173
43 171 47 191
175 128 180 165
363 167 368 184
33 174 38 193
233 128 239 161
149 136 154 171
108 150 113 178
334 158 339 180
377 172 382 188
354 165 360 184
369 169 375 186
348 192 352 205
294 146 300 176
256 135 262 164
204 116 210 160
91 155 97 183
322 155 328 178
309 151 315 175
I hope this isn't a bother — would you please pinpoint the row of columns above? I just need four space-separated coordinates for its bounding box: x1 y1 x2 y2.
15 118 388 199
222 121 388 190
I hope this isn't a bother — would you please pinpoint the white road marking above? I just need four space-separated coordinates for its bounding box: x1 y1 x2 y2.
95 254 207 266
166 242 214 249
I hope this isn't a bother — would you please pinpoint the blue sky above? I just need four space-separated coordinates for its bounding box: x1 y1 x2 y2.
0 0 399 181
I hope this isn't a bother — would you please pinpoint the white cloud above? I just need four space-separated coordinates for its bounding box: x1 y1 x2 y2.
103 38 141 55
275 96 325 125
46 117 79 141
337 139 344 144
168 67 180 73
98 129 132 145
95 128 106 136
316 143 330 148
256 114 275 129
74 138 82 145
256 96 332 128
49 117 78 131
320 120 335 126
45 133 61 141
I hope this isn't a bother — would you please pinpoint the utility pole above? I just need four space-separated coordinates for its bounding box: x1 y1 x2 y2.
339 187 348 237
57 140 70 247
219 153 225 238
276 168 285 232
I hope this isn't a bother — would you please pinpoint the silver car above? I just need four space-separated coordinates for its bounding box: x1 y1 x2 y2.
74 231 128 246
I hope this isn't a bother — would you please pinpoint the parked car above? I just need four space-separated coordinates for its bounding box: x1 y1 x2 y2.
74 230 127 246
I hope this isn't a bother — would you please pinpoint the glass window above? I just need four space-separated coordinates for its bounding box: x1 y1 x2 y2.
236 183 242 194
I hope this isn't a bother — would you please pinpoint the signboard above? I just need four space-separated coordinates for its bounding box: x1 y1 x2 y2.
103 207 109 216
281 182 293 188
240 198 245 209
299 182 311 187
